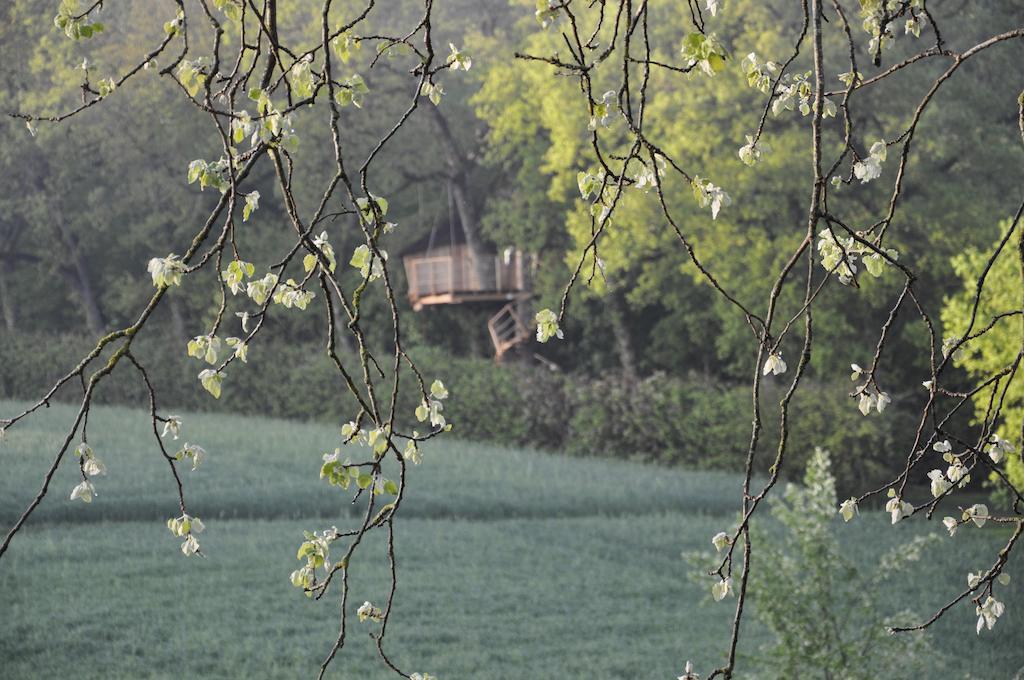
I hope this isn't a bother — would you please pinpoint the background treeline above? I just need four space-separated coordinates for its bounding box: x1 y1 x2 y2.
1 0 1022 493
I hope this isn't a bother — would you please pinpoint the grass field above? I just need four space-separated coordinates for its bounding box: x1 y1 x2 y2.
1 401 1022 679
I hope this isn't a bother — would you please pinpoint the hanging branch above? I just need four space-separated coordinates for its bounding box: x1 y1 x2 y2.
0 1 466 677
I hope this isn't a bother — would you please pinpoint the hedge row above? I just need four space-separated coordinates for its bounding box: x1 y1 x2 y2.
1 331 914 491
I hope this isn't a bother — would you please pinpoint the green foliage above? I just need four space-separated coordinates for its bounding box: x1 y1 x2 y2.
335 73 368 108
7 0 1019 396
0 332 566 448
565 374 751 468
679 32 729 77
178 60 209 99
534 308 561 342
0 331 914 493
942 218 1024 498
53 0 105 41
748 449 939 678
403 346 567 447
565 373 914 494
471 0 1024 387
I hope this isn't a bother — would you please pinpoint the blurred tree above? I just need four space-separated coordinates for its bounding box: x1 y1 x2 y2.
472 0 1024 383
942 217 1024 498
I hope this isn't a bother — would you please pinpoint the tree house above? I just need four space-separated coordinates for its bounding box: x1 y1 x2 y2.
401 213 533 359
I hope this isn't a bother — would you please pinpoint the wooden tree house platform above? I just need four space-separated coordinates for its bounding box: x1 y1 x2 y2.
401 215 533 358
403 244 530 310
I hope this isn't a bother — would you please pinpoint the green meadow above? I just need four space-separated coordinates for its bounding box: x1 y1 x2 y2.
1 401 1021 679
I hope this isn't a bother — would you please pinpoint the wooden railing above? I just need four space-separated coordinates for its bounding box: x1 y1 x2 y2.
408 255 456 297
405 247 527 299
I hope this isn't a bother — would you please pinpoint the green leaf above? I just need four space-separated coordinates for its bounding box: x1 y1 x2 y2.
430 379 448 399
350 244 370 270
198 369 223 399
331 32 360 64
864 254 885 277
243 191 260 222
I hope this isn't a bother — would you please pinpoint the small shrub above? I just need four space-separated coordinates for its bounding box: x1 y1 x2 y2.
747 448 939 678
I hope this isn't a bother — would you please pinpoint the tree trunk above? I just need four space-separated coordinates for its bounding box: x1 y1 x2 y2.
58 263 104 335
606 286 638 385
449 179 492 285
169 295 187 342
53 220 105 335
31 162 105 335
0 266 15 332
425 106 491 285
260 0 279 88
71 254 105 334
467 313 485 357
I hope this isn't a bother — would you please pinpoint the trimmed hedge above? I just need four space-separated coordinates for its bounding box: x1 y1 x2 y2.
1 331 912 491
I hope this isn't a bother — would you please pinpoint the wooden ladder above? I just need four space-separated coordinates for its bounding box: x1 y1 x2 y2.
487 303 530 360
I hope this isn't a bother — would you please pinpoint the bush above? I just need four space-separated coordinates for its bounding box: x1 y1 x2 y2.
565 373 750 468
0 331 374 422
785 383 921 497
747 449 939 678
563 373 913 491
0 331 919 491
402 346 568 446
0 332 568 439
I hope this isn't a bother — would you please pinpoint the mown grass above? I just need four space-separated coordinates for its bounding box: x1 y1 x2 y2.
1 401 1022 679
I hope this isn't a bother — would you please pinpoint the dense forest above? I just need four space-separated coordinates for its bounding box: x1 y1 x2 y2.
2 0 1023 494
